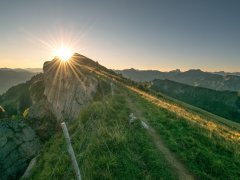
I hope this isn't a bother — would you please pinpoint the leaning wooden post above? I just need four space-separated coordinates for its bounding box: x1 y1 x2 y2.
61 122 82 180
111 81 114 96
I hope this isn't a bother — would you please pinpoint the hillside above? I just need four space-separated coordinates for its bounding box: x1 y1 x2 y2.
0 54 240 179
27 80 240 179
0 68 38 95
0 74 43 117
151 79 240 123
116 68 240 91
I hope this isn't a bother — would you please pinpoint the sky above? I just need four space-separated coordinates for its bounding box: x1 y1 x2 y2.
0 0 240 72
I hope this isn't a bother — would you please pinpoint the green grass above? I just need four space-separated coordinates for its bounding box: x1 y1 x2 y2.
126 89 240 179
23 80 240 179
151 79 240 123
28 91 175 180
139 84 240 131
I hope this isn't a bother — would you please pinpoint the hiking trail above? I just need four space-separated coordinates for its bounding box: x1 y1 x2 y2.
125 93 195 180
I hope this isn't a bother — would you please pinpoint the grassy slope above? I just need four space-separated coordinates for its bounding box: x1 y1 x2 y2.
28 89 175 179
126 88 240 179
0 82 31 116
151 79 240 123
0 74 43 117
24 71 240 179
157 91 240 131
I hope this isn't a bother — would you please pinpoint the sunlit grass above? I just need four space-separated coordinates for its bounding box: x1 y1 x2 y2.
125 87 240 179
126 86 240 143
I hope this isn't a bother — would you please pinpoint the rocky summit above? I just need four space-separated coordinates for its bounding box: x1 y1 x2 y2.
42 53 99 121
27 53 102 140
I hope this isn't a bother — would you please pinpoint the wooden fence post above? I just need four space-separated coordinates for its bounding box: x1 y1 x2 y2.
61 122 82 180
111 81 114 96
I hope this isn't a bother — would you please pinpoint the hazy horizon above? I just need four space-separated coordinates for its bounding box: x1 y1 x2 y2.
1 0 240 71
1 65 240 73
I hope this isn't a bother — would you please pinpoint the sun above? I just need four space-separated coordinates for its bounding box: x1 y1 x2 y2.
53 47 73 61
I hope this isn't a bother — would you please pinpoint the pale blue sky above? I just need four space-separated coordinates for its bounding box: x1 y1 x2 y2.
0 0 239 71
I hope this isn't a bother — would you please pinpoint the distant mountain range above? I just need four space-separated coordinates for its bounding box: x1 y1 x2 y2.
214 71 240 76
0 68 39 94
25 68 43 73
116 68 240 92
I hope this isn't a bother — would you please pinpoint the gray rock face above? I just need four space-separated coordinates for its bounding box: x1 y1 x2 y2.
26 54 100 141
43 54 99 121
0 119 40 180
28 100 58 141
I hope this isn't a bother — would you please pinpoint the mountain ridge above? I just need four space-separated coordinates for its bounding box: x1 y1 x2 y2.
116 68 240 91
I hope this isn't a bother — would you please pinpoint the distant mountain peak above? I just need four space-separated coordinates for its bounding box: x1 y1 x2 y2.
186 69 203 73
169 69 181 73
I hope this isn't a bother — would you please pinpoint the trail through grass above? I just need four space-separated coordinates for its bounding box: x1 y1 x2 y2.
125 94 194 180
28 90 175 179
124 87 240 179
127 86 240 143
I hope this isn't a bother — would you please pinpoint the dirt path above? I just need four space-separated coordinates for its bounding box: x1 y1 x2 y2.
146 126 194 180
126 94 195 180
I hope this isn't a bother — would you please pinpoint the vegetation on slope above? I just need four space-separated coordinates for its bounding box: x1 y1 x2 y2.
79 64 240 179
27 80 240 179
0 74 43 117
126 88 240 179
151 79 240 123
0 81 32 116
0 68 37 94
29 91 175 179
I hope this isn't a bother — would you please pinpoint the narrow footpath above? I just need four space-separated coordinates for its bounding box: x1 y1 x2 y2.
126 94 195 180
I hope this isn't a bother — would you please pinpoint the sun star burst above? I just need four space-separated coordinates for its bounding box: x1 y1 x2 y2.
53 47 73 61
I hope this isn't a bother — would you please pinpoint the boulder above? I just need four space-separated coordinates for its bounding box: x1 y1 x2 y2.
0 119 40 180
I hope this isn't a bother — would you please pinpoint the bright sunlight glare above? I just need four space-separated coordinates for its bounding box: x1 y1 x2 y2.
53 47 73 61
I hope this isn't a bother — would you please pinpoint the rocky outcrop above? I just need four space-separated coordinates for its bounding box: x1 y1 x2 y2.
25 53 102 141
42 53 99 121
25 54 101 140
0 119 40 180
